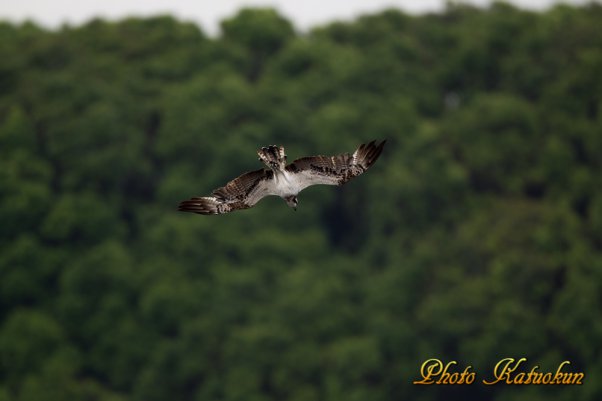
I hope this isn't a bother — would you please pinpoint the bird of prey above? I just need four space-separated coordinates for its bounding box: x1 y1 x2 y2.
178 140 386 215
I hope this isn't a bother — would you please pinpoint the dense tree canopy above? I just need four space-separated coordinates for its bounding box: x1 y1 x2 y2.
1 3 601 400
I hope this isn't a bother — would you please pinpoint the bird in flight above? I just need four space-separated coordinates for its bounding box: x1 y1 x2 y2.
178 140 386 215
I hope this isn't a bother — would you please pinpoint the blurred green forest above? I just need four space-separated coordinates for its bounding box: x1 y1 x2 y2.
1 2 602 400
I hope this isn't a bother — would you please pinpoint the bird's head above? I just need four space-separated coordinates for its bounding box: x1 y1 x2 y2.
284 195 298 211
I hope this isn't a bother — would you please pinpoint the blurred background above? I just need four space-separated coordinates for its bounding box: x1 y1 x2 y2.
1 1 601 400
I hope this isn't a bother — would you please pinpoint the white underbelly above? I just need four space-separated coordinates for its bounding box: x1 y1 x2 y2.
272 170 299 197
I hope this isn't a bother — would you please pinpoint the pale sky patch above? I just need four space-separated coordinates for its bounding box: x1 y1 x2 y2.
0 0 596 35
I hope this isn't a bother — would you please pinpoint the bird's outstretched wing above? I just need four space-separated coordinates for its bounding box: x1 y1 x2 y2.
285 140 386 191
178 169 275 215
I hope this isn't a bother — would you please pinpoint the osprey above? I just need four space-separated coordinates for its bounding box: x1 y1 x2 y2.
178 140 386 215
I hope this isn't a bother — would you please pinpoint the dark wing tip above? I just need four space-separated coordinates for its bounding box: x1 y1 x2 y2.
177 197 219 215
359 139 386 168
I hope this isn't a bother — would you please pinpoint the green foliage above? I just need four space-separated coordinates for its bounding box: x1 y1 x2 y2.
221 8 295 81
1 3 601 401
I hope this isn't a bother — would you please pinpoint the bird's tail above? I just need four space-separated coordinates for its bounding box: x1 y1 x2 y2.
257 145 287 171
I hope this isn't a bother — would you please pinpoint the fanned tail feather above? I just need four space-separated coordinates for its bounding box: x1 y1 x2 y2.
257 145 286 170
